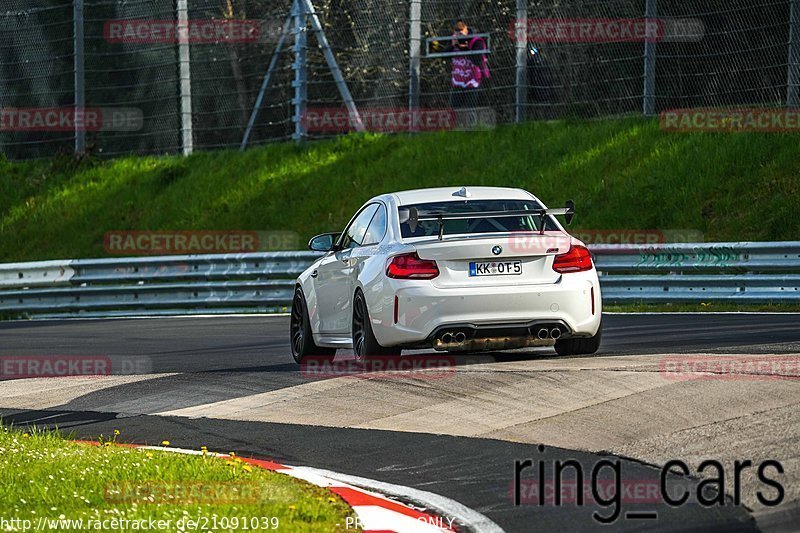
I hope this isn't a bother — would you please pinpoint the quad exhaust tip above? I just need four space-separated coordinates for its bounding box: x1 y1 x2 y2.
435 326 564 351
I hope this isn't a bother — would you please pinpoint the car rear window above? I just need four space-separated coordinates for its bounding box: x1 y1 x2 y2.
398 200 558 238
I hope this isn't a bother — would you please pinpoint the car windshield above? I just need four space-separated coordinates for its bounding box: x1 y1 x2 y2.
398 199 558 238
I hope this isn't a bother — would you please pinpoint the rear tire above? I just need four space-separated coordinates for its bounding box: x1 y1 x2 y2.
554 321 602 356
352 290 397 361
290 287 336 364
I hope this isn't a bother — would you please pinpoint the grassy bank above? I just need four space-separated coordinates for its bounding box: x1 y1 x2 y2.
0 425 353 531
1 117 799 262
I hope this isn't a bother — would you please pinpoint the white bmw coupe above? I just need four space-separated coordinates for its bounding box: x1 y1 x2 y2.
291 187 602 362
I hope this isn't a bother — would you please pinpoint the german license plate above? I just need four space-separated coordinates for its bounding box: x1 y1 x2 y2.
469 261 522 277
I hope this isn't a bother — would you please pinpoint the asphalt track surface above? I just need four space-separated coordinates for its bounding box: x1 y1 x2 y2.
1 314 799 532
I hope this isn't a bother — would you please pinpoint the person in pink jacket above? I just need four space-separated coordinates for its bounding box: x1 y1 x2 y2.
446 21 490 108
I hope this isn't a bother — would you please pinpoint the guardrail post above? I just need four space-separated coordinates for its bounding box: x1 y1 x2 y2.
302 0 364 131
240 11 294 151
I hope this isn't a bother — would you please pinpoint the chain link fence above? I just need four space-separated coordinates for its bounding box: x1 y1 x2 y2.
1 0 797 159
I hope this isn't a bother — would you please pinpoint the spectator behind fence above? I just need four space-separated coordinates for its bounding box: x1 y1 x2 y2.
527 44 557 118
441 20 490 109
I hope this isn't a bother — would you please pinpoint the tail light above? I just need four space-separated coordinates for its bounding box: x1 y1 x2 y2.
387 252 439 279
553 245 593 273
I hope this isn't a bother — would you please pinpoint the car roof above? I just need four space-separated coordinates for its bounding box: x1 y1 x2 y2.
388 186 535 206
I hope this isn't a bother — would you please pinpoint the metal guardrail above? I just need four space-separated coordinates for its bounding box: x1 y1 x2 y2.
593 241 800 303
0 252 320 318
0 243 798 319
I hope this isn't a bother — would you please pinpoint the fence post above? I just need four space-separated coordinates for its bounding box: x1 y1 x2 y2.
408 0 421 115
177 0 193 155
292 1 308 142
789 0 800 108
73 0 86 156
643 0 657 116
515 0 527 123
302 0 364 131
240 11 294 151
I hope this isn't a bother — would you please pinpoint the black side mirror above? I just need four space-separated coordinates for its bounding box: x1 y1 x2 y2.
564 200 575 226
308 233 339 252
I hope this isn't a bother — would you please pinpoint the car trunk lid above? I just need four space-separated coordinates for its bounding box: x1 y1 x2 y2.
412 232 570 287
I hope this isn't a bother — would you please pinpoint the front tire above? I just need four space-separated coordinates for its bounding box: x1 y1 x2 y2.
554 321 602 356
290 287 336 364
352 290 397 361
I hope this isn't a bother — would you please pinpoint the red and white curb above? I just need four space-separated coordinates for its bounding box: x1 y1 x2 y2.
235 456 457 533
89 443 502 533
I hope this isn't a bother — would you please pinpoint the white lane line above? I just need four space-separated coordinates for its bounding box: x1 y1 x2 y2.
16 413 71 424
3 313 291 323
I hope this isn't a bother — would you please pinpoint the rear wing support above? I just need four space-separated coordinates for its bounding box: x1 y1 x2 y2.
405 200 575 240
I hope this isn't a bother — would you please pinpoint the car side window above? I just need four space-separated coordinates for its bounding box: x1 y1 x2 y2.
340 204 379 249
362 204 387 246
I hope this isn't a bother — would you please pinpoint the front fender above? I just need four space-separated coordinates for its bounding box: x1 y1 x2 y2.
296 256 326 335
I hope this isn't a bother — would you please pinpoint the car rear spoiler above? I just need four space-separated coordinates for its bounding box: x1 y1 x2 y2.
403 200 575 240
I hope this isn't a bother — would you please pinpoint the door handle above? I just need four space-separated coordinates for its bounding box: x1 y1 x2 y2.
310 270 318 278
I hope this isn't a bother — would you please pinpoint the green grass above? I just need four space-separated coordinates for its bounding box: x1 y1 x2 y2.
1 117 799 263
0 424 353 532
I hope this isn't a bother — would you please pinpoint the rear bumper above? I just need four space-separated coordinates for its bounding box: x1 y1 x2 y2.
427 319 572 351
370 270 602 347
